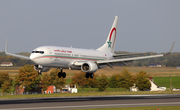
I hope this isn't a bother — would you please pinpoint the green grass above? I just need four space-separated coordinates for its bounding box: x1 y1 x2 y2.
66 78 72 84
75 106 180 110
78 88 127 92
0 91 180 99
0 66 20 70
153 76 180 88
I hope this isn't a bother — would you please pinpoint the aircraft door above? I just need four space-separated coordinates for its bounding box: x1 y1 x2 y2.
47 48 53 60
47 48 52 55
45 48 53 65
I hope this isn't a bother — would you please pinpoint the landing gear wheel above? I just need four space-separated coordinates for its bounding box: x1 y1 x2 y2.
58 68 66 78
58 72 62 78
62 72 66 78
90 73 94 78
86 73 89 78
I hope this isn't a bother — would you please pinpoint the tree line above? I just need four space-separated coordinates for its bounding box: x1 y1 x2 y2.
0 64 151 95
0 65 66 95
1 52 180 67
72 68 151 92
115 52 180 67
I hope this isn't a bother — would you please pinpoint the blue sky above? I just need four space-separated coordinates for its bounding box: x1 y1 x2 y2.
0 0 179 53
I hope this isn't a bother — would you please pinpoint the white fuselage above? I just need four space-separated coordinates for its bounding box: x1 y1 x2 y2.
30 46 113 70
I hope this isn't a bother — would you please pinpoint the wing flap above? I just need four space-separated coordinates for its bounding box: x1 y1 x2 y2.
113 52 146 57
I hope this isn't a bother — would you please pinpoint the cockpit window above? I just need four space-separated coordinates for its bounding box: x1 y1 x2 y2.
32 51 44 54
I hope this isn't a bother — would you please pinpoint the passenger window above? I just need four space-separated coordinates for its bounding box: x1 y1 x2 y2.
40 51 44 54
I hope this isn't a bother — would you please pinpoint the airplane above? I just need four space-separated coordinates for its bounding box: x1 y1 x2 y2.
5 16 175 78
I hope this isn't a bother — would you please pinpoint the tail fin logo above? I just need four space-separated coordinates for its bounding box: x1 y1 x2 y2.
107 27 116 48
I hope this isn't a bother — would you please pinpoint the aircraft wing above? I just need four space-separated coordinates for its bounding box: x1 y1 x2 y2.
73 53 165 70
5 52 30 60
5 40 30 60
97 41 175 65
97 54 164 64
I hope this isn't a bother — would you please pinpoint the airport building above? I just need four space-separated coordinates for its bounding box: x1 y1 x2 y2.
0 62 13 66
15 85 77 95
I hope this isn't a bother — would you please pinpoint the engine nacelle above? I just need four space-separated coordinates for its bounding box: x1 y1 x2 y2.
81 62 98 73
34 65 50 72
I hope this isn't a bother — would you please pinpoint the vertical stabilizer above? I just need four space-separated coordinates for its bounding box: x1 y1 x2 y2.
97 16 118 53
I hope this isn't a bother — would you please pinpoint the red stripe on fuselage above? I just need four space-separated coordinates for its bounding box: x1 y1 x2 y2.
34 56 99 61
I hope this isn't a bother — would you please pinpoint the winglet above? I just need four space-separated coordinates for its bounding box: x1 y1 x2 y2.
5 39 8 53
164 41 175 55
169 41 175 53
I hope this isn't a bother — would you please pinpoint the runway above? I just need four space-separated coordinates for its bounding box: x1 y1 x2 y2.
0 94 180 110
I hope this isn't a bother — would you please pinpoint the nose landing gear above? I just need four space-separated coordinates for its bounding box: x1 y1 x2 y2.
38 70 42 75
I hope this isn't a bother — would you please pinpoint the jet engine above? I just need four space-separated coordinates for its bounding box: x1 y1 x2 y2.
81 62 98 73
34 65 50 72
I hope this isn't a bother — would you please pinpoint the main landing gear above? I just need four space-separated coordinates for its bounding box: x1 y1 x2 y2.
85 73 94 78
58 68 66 78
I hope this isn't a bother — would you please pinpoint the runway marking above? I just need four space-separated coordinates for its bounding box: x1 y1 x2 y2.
0 102 180 110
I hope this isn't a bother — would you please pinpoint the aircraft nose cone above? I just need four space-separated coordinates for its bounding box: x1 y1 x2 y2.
30 53 36 61
30 54 40 64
